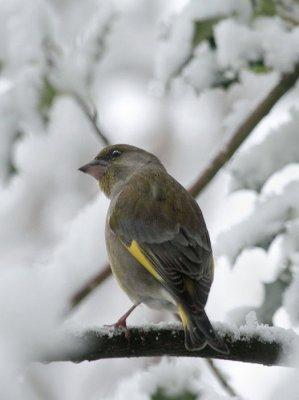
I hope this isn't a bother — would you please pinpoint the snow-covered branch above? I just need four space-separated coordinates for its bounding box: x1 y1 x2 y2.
188 61 299 197
42 323 299 367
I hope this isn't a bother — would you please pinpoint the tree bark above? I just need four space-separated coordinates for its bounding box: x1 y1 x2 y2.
41 324 298 367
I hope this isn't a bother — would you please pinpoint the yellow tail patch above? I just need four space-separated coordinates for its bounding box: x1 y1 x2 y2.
126 240 163 282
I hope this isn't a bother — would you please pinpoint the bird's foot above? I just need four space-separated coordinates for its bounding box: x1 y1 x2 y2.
105 317 130 338
105 303 140 338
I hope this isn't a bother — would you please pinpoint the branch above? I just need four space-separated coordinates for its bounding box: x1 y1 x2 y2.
71 263 111 307
74 94 110 146
206 358 242 398
189 61 299 197
41 324 299 367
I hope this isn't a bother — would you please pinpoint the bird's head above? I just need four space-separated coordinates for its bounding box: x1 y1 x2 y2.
79 144 164 198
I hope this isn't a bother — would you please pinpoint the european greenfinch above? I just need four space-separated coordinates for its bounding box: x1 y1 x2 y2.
79 144 228 353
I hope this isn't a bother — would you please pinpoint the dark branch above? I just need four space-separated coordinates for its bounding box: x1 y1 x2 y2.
42 324 298 367
189 62 299 197
206 358 242 398
71 264 111 307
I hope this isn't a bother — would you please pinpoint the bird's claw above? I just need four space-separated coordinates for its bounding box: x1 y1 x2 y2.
104 319 131 338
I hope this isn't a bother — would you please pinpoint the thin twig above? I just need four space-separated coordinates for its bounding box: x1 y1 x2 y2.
189 61 299 197
206 358 242 398
74 94 110 146
71 263 111 307
165 53 193 91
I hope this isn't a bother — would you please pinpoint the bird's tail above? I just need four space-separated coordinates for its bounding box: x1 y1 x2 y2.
179 306 229 354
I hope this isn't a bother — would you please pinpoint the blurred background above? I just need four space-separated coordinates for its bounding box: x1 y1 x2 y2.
1 0 299 399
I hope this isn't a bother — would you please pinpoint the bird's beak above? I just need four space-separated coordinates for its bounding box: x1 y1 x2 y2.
78 159 108 181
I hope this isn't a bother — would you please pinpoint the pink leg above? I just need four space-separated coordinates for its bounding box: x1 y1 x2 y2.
106 303 141 336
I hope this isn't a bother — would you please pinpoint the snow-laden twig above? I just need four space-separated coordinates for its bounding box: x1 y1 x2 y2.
41 323 298 367
74 95 110 146
188 61 299 197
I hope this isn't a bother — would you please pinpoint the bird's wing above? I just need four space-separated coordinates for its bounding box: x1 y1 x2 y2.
109 169 213 311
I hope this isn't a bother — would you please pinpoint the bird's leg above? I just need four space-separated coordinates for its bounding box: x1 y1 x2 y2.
106 303 141 337
114 303 140 329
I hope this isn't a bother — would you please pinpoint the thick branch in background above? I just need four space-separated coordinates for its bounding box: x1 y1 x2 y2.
70 61 299 310
42 324 299 367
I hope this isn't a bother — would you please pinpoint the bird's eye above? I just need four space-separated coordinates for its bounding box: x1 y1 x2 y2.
111 149 122 158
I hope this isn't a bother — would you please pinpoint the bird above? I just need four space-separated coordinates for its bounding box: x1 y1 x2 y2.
79 144 228 353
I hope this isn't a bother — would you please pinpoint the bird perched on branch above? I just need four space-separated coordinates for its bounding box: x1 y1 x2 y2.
79 144 228 353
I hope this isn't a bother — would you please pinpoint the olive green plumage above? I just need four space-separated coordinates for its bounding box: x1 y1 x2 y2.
79 144 228 354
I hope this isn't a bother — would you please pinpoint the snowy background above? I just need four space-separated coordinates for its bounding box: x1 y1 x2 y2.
1 0 299 399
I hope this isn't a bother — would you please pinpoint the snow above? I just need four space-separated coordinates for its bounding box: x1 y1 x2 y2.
155 2 299 94
215 19 262 70
223 70 278 134
155 0 252 88
215 17 299 73
215 171 299 263
155 14 193 83
71 315 299 350
284 265 299 325
229 109 299 191
111 357 229 400
184 0 252 21
219 310 299 347
261 164 299 196
181 43 218 92
0 97 100 268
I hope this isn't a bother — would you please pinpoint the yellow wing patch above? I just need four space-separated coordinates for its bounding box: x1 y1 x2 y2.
125 240 191 329
178 304 189 327
125 240 163 282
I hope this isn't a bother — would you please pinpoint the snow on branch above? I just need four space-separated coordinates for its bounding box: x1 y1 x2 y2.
216 173 299 262
41 323 299 367
188 61 299 197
